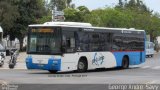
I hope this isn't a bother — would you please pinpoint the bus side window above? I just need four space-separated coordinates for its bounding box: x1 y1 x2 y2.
70 38 75 48
66 38 71 47
62 31 75 53
66 38 75 48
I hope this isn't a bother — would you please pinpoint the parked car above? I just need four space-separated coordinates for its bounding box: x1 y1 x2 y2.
0 44 6 67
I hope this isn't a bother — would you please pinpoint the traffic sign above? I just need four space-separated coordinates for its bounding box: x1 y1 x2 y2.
54 11 64 16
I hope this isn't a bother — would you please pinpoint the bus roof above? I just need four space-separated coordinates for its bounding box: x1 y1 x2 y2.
0 26 3 32
29 22 145 32
30 22 92 27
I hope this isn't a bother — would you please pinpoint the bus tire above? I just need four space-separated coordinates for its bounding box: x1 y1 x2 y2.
48 70 57 73
77 58 88 72
121 56 129 69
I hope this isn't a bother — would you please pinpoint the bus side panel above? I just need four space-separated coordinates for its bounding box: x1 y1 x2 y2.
60 53 79 71
112 51 145 67
76 52 117 69
80 52 117 69
60 52 117 71
128 52 145 65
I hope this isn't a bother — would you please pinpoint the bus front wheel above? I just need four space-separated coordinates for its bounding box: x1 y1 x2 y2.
77 59 88 72
122 56 129 69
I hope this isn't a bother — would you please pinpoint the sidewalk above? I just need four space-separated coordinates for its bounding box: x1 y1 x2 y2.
5 52 27 63
0 63 27 69
17 52 27 63
0 52 27 69
154 51 159 54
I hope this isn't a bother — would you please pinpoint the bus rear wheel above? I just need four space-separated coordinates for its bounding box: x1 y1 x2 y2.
48 70 57 73
122 56 129 69
77 59 88 72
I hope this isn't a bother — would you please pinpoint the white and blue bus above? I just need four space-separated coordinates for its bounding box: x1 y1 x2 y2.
26 22 146 73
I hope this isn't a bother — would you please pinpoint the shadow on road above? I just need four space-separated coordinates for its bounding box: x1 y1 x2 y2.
28 67 140 75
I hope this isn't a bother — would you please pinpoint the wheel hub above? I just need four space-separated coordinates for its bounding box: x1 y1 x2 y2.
79 62 85 69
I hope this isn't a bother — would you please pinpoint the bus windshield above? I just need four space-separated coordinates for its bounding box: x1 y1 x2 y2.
27 27 61 54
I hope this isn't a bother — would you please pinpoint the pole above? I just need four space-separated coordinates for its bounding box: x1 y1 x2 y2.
52 10 54 22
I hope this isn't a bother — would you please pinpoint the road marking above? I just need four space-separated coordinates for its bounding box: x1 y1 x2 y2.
146 80 158 84
141 66 150 69
152 66 160 69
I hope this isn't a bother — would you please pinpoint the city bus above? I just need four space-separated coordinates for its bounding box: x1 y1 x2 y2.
25 22 146 73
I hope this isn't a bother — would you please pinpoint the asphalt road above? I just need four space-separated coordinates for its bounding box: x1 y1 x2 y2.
0 52 160 90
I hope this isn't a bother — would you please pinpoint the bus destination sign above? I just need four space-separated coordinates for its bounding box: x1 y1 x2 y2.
31 28 54 33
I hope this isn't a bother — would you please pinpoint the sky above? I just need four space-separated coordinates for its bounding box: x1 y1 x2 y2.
72 0 160 13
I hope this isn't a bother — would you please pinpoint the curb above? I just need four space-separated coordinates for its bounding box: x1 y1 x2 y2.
0 68 27 70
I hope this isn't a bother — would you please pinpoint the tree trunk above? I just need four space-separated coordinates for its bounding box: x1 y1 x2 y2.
150 30 154 42
18 37 24 51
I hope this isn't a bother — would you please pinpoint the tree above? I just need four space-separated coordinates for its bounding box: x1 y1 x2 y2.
11 0 46 50
66 0 72 8
64 6 90 22
77 6 90 22
0 0 19 37
148 15 160 42
64 8 78 21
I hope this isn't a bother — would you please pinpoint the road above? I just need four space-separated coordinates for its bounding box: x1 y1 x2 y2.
0 52 160 90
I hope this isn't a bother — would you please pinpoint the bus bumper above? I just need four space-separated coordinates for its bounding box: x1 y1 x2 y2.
25 57 61 71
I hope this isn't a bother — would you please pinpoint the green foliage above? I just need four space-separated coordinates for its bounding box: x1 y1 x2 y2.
64 6 90 22
37 15 52 24
11 0 46 40
0 0 19 36
0 0 47 50
64 8 78 21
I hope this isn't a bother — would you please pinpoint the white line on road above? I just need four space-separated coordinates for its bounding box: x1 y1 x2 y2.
146 80 158 84
151 66 160 69
141 66 150 69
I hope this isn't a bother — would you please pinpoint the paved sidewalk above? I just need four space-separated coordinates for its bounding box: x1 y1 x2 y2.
17 52 27 63
0 52 27 69
0 63 27 70
5 52 27 63
154 51 159 54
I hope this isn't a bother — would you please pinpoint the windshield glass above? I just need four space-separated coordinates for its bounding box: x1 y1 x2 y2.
28 27 61 54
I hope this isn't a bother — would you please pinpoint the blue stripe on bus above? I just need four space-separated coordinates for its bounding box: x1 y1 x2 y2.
112 51 145 67
25 56 61 71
